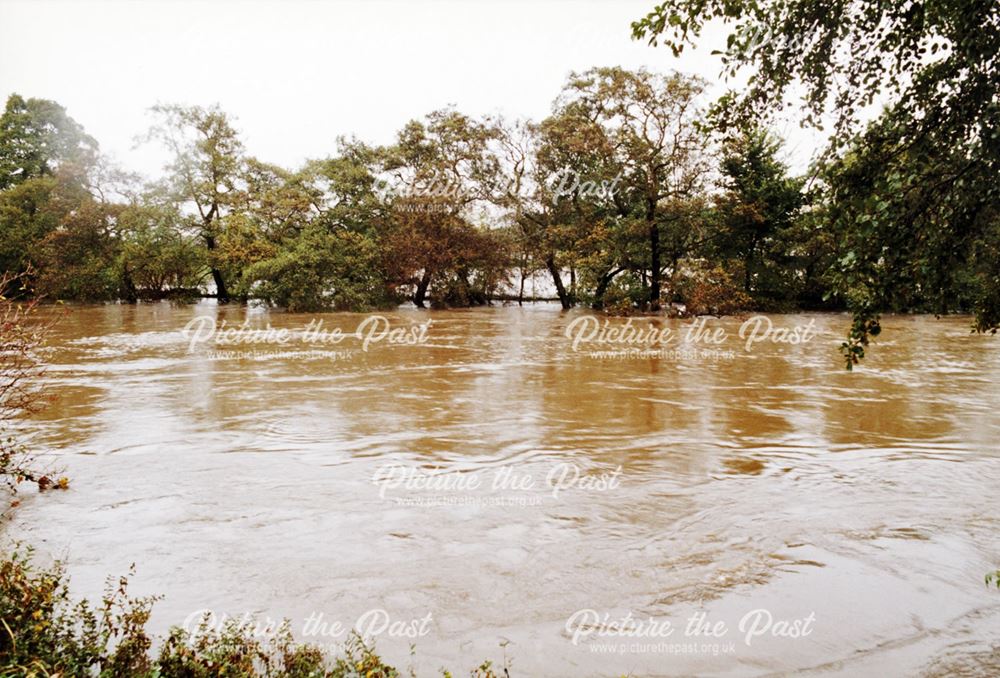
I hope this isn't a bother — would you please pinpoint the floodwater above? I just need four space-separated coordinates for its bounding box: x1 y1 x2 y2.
5 302 1000 676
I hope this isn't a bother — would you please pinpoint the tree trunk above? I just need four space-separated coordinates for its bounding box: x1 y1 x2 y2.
413 270 432 308
203 234 229 303
211 268 229 303
121 266 138 304
545 255 572 310
518 263 526 306
593 267 623 310
648 200 661 311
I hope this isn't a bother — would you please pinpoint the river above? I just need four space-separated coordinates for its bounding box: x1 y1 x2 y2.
6 303 1000 676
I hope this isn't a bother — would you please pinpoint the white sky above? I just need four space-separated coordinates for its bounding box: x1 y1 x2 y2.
0 0 827 178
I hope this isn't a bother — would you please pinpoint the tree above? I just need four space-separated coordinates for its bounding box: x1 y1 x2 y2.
245 224 386 312
485 115 546 305
0 95 100 282
116 202 206 300
236 142 396 311
532 101 620 310
821 111 1000 365
0 174 78 279
34 199 121 301
0 94 97 191
549 67 712 310
217 157 317 302
633 0 1000 363
378 109 508 307
632 0 997 146
714 126 804 299
143 104 246 302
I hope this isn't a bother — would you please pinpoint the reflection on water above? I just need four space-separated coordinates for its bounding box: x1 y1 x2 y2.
6 302 1000 676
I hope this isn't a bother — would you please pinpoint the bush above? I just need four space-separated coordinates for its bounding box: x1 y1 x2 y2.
0 547 157 677
600 274 649 316
244 226 394 312
0 547 509 677
0 546 401 677
675 262 753 316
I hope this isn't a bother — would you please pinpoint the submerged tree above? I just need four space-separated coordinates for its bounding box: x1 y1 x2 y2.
543 67 713 310
143 104 246 303
714 126 804 300
529 97 620 310
0 95 100 281
378 108 510 307
239 144 394 312
116 202 206 301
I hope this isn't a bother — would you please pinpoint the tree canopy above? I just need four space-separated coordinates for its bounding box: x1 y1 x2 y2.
633 0 1000 366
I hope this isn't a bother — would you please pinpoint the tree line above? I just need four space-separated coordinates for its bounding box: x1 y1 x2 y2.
0 71 834 316
1 53 997 368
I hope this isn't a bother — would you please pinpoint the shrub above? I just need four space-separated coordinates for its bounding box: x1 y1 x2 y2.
0 547 157 677
0 547 508 677
675 262 753 316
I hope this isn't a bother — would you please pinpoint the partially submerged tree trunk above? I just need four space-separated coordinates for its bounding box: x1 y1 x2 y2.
648 199 661 311
593 267 624 309
120 266 138 304
545 255 572 310
204 234 229 303
413 270 432 308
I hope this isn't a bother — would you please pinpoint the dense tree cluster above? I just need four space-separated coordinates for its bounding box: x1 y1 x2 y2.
0 73 833 316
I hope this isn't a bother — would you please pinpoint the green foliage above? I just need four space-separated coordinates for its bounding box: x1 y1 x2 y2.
632 0 998 145
34 200 122 301
0 94 97 191
0 95 103 285
245 225 391 312
598 273 652 316
0 173 84 281
0 547 158 677
0 89 833 318
633 0 1000 364
117 203 207 299
376 108 511 307
541 67 712 311
154 618 332 677
142 103 249 303
2 49 996 367
713 126 806 301
0 547 510 678
824 107 1000 368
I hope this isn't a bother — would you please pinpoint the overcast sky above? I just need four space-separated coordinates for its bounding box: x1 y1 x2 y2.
1 0 826 178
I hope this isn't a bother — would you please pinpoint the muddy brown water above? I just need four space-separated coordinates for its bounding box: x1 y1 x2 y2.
5 303 1000 676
